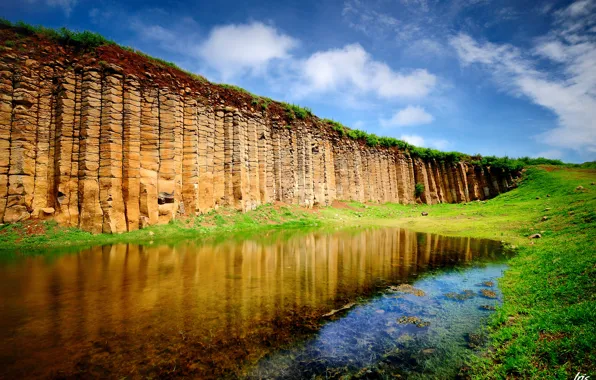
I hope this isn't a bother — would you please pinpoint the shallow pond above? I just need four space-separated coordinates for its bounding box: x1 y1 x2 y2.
0 227 510 379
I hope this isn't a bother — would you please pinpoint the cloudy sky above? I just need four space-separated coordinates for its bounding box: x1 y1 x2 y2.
3 0 595 162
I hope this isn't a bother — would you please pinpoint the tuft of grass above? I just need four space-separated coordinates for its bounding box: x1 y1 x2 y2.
0 19 116 50
220 83 253 96
323 118 347 137
415 183 425 198
282 102 312 120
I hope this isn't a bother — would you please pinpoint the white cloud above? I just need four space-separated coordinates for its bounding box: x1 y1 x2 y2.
536 149 563 159
449 0 596 154
26 0 77 15
557 0 594 17
296 44 437 98
199 22 298 79
129 16 203 60
353 120 365 129
400 134 425 146
380 105 434 127
400 134 450 149
431 139 450 150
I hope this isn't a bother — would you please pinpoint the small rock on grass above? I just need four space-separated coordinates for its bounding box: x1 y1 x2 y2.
421 212 428 216
529 233 542 239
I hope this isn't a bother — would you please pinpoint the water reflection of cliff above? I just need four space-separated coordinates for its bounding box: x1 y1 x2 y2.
0 228 504 378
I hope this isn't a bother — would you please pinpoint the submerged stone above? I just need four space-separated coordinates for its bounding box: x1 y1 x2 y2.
388 284 426 297
480 289 498 299
466 332 486 349
444 289 475 301
397 316 431 328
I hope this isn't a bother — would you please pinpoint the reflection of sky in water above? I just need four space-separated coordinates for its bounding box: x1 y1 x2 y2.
251 264 507 379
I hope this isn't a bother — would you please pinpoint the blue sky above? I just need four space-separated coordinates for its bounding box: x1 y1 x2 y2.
2 0 595 162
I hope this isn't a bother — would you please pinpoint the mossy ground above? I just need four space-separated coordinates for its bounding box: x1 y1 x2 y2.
1 165 594 378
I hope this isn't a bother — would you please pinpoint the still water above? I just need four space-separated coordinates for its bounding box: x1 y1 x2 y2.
0 228 510 379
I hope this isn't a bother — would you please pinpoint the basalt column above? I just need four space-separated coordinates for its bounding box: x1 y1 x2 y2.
122 75 141 230
31 65 54 218
4 59 39 223
197 105 215 212
99 71 126 233
139 86 159 226
182 97 198 216
78 69 103 233
157 89 179 224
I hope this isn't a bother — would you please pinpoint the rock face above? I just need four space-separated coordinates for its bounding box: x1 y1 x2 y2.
0 46 517 233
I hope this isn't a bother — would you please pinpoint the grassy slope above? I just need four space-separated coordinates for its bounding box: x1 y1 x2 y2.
1 166 595 377
371 166 595 379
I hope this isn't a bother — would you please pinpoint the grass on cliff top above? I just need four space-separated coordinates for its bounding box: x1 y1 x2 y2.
0 166 594 377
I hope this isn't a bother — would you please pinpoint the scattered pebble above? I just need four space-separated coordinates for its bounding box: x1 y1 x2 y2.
467 333 486 349
388 284 426 297
445 290 475 301
397 316 430 328
480 289 498 299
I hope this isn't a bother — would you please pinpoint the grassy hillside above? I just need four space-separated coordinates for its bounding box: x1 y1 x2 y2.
369 166 595 378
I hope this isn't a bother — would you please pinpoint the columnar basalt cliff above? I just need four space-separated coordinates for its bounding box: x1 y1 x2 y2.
0 27 517 233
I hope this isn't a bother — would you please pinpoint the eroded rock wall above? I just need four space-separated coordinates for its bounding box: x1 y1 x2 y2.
0 54 514 233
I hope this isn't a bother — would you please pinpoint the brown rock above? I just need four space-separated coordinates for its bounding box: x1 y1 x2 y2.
529 233 542 239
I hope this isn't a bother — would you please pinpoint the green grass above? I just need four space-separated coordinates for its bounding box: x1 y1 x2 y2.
281 102 312 120
0 204 321 256
328 166 594 379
